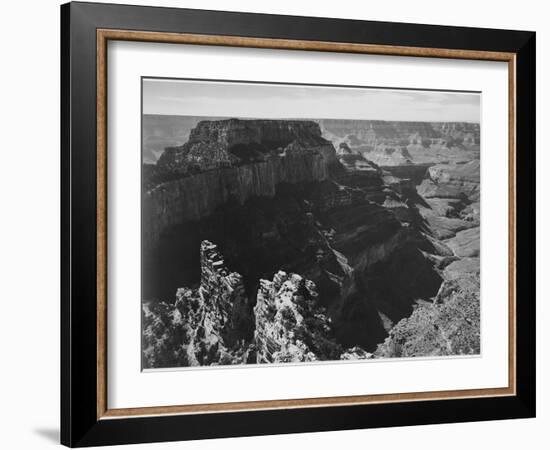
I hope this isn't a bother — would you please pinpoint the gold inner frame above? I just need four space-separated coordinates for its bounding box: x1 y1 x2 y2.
96 29 517 420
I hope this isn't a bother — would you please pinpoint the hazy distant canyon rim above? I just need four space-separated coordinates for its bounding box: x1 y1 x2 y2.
142 116 480 368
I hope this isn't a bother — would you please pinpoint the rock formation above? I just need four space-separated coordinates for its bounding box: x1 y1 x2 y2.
142 114 222 163
142 117 481 367
375 274 480 357
142 242 343 367
419 161 480 201
254 271 341 363
143 119 339 253
415 160 480 277
319 119 480 167
369 151 482 358
142 240 253 368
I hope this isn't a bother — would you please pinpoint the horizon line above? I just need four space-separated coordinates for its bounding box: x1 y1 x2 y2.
143 113 480 124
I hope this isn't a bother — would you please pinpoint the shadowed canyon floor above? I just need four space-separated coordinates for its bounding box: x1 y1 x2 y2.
142 117 480 368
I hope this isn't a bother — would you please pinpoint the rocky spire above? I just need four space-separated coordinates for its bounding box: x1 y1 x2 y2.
254 271 342 364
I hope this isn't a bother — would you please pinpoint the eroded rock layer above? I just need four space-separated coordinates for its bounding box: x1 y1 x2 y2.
142 117 481 367
375 274 480 358
142 241 253 368
254 271 342 363
320 119 480 167
143 119 339 253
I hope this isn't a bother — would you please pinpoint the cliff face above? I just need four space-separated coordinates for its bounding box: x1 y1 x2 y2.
142 243 344 367
142 117 481 367
371 156 482 358
155 119 337 174
254 271 341 363
143 119 339 253
419 160 481 201
142 114 221 163
416 161 480 245
143 155 447 360
319 119 480 167
375 274 480 358
321 120 440 142
415 160 480 285
320 119 479 146
187 119 330 152
142 241 253 368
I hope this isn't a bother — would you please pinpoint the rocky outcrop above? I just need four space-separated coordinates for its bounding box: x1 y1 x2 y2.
156 119 337 174
320 120 443 144
142 114 221 163
254 271 341 363
340 347 373 360
363 145 414 166
320 119 479 147
142 118 481 368
432 122 480 145
375 274 480 358
444 257 480 281
419 161 480 201
144 115 480 167
416 160 480 240
145 139 450 354
368 153 482 359
142 241 253 368
380 164 431 185
412 157 481 282
143 119 340 253
142 243 344 367
320 119 480 166
445 227 480 258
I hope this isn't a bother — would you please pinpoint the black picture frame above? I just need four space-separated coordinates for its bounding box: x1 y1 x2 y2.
61 1 536 447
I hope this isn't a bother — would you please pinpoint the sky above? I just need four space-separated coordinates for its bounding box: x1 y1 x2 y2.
143 78 480 123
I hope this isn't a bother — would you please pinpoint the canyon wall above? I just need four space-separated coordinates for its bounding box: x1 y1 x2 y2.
320 119 480 167
320 119 480 146
143 119 339 253
142 118 481 367
142 242 344 367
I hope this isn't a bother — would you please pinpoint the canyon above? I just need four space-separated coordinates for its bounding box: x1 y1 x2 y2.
141 117 480 367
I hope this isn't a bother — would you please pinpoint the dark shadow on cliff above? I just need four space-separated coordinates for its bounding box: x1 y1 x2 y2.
144 179 444 352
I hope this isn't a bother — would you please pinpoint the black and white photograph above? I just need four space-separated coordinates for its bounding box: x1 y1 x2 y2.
141 78 481 369
0 0 541 447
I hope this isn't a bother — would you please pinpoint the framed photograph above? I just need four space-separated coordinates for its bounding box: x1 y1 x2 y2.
61 1 535 447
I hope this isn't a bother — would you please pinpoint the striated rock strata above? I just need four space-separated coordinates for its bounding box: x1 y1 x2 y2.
143 119 339 253
320 119 480 167
416 160 480 241
142 117 481 367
